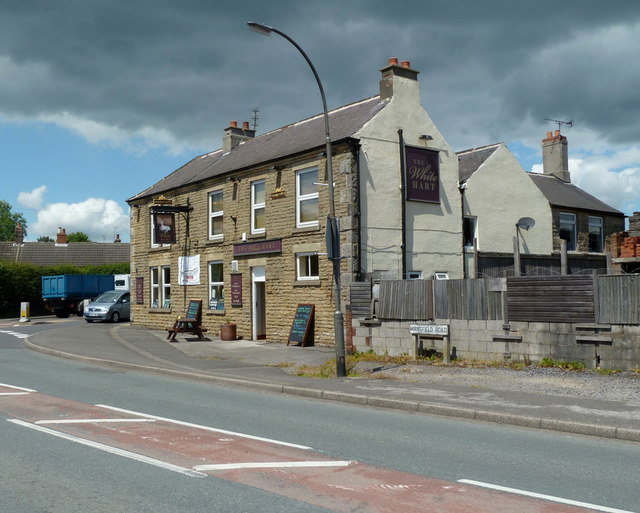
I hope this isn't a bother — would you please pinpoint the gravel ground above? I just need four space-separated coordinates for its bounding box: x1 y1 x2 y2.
351 361 640 404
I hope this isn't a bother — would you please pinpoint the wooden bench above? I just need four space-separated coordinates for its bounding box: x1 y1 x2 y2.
166 300 208 341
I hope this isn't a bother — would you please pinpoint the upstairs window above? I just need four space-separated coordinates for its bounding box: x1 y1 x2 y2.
296 252 319 280
296 168 319 227
251 180 266 234
559 212 576 251
208 190 224 240
588 216 603 253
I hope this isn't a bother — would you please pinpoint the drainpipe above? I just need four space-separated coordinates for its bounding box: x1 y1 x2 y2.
398 129 407 280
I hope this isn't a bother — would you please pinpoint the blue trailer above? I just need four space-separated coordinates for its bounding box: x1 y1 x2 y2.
42 274 115 318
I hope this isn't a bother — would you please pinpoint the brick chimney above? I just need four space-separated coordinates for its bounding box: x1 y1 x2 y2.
114 233 122 243
379 57 420 102
542 130 570 183
56 227 68 245
223 120 256 152
15 223 24 244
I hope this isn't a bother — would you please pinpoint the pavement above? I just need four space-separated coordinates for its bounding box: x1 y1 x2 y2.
4 316 640 443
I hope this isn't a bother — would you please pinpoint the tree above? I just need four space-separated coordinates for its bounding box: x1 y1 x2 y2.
0 200 28 241
37 236 54 242
67 231 91 242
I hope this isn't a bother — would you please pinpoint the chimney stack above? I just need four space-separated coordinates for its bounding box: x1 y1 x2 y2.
379 57 419 101
15 223 24 244
56 227 68 245
223 120 256 152
542 130 570 183
114 233 122 243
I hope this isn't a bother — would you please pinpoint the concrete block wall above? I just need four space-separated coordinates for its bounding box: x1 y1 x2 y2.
351 318 640 370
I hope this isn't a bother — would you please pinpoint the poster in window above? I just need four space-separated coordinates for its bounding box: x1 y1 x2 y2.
153 213 176 244
178 254 201 285
405 146 440 203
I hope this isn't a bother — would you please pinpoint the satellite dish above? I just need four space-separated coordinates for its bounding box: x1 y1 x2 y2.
516 217 536 231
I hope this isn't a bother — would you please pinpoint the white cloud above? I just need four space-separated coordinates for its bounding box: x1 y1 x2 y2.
17 185 47 210
31 198 129 242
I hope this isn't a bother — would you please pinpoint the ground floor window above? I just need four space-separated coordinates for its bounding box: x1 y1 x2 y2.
559 212 576 251
588 216 603 252
151 265 171 308
209 261 224 309
296 252 319 280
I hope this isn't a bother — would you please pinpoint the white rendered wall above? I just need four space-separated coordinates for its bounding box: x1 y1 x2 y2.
356 73 463 279
463 145 553 254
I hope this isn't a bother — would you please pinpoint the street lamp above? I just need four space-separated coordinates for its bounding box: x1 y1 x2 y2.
247 22 346 377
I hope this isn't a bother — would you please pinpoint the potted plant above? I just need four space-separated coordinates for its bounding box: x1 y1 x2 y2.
219 316 237 341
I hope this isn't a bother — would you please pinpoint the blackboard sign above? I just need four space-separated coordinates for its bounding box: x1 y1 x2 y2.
288 304 314 346
185 300 201 320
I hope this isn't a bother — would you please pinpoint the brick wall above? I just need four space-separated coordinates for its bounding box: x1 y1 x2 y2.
129 143 358 346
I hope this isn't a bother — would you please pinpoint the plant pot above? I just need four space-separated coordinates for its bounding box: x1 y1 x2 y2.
220 323 237 341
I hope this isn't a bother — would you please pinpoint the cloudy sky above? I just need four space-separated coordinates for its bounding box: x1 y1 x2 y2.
1 0 639 242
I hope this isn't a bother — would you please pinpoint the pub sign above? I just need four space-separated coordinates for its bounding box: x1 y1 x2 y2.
405 146 440 203
153 213 176 244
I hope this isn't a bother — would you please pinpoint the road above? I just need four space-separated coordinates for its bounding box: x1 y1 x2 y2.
1 321 638 513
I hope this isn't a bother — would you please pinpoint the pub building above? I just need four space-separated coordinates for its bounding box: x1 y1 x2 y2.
127 58 463 346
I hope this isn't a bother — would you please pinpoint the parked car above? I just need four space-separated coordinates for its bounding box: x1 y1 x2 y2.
84 290 131 323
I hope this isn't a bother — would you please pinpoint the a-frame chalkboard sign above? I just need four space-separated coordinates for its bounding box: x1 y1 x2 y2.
287 303 315 346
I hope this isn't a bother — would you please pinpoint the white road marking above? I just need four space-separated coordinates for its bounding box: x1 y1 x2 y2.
7 419 207 478
0 383 37 392
0 392 30 396
194 460 354 471
458 479 635 513
36 418 157 425
0 330 29 339
97 404 313 450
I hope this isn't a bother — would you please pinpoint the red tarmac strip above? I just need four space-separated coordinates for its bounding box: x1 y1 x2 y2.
0 384 604 513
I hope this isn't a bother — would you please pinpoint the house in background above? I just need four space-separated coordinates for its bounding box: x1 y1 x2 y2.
0 226 130 267
458 130 625 277
127 58 463 346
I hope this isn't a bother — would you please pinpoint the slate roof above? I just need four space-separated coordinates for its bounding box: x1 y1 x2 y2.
456 143 501 183
129 96 388 202
457 143 623 217
0 242 130 267
528 173 624 216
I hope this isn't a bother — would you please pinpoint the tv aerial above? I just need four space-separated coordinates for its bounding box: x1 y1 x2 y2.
544 118 573 131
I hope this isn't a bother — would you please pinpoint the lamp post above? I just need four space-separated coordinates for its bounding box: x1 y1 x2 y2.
247 22 346 377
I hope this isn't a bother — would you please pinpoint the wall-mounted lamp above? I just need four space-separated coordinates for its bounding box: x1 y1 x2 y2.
419 134 434 140
270 164 286 170
230 215 237 223
227 176 241 182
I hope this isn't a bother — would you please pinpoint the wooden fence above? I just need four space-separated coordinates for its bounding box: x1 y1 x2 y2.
354 274 640 324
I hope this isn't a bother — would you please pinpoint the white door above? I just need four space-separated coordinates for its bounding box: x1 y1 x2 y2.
252 266 266 340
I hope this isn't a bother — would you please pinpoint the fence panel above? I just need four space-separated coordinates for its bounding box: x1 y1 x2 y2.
378 280 433 320
596 275 640 324
349 281 373 318
507 275 595 323
434 278 502 320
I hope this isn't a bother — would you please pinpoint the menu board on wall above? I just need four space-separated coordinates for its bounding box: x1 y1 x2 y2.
230 273 242 306
288 304 315 347
135 277 144 304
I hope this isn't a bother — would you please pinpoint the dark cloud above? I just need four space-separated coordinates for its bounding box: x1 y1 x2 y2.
1 0 639 153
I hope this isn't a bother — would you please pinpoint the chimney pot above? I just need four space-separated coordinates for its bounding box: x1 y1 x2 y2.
388 57 398 66
401 60 411 68
555 129 561 136
546 131 553 138
230 121 238 128
242 121 250 130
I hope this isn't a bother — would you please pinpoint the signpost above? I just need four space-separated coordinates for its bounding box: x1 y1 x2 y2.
409 323 450 363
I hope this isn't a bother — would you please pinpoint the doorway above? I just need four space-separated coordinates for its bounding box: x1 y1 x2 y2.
252 266 266 340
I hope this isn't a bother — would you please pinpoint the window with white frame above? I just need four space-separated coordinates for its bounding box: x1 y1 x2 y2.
150 265 171 308
559 212 577 251
208 261 224 310
588 216 603 253
296 252 319 280
296 168 319 227
208 190 224 240
251 180 266 234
